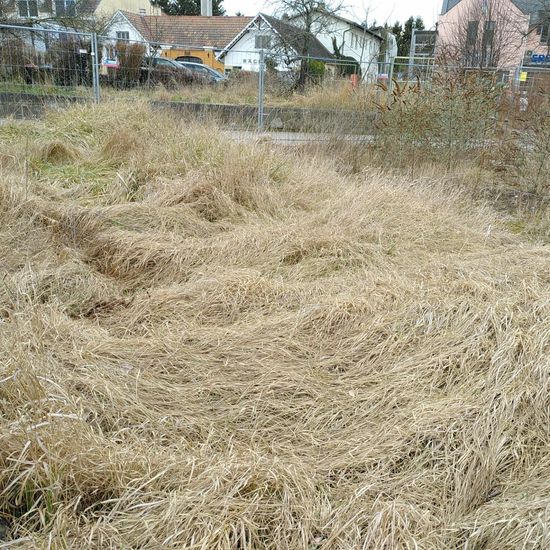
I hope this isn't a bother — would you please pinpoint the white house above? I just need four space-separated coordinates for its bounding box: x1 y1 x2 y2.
286 10 383 81
218 13 334 73
104 10 252 68
105 10 252 48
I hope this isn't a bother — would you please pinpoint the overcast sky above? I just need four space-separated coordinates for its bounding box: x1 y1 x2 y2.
223 1 441 28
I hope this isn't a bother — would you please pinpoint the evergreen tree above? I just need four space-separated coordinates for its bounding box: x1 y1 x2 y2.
151 0 225 16
402 16 425 56
391 21 403 54
391 17 425 56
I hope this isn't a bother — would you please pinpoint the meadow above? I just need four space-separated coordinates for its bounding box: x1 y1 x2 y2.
0 97 548 548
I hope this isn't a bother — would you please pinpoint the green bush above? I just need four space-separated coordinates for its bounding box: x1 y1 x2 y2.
306 60 325 78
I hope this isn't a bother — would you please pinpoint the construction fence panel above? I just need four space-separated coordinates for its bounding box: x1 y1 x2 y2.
257 52 383 135
96 36 262 130
516 65 550 95
0 24 97 116
3 24 546 135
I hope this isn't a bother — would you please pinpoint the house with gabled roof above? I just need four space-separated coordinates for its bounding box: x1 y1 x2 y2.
2 0 157 25
437 0 550 69
285 9 383 81
105 10 253 69
218 13 334 73
107 10 252 48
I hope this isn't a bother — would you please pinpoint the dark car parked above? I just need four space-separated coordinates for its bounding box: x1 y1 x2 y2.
140 57 195 87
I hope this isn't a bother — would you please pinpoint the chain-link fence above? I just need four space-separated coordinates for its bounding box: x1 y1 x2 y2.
0 23 99 115
516 65 550 95
1 23 548 132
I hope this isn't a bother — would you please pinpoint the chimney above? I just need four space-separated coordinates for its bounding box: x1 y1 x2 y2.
201 0 212 16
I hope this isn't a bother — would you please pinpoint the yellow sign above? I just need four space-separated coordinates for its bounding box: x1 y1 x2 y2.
519 71 528 82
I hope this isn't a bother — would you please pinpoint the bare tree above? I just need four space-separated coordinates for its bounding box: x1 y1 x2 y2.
0 0 14 21
440 0 527 69
352 5 385 82
270 0 345 88
0 0 111 32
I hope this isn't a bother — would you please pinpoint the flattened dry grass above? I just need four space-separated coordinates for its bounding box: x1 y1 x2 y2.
0 102 549 549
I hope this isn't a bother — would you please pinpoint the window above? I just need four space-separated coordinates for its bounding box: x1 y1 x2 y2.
482 20 496 65
55 0 76 16
537 11 550 44
482 20 496 47
17 0 38 17
255 35 271 49
153 58 174 67
193 66 209 75
116 31 130 40
466 20 479 46
176 55 203 63
465 21 479 65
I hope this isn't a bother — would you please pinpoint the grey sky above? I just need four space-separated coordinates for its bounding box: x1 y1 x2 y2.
223 1 441 27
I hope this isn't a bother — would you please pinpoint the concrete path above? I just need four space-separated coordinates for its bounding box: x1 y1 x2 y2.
224 130 374 145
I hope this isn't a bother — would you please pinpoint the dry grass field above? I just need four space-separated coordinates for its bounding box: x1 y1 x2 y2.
0 102 549 548
102 74 379 111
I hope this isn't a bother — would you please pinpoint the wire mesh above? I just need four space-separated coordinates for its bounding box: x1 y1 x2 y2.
1 23 548 134
97 35 198 91
0 24 95 97
516 66 550 95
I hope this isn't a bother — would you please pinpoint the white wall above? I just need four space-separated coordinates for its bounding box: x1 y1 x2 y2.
223 28 263 72
290 14 381 82
104 13 147 43
222 19 295 72
96 0 159 18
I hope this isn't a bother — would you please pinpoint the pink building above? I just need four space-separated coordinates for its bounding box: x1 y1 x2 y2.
437 0 550 69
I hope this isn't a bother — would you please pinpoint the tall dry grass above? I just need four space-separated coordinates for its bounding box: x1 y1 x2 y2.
369 74 550 241
0 101 549 548
121 72 378 111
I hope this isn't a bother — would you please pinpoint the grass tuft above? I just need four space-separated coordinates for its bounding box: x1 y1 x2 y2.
0 101 548 548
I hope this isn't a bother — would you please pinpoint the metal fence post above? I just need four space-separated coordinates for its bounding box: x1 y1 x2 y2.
388 56 395 98
409 27 417 81
91 32 100 103
258 48 265 131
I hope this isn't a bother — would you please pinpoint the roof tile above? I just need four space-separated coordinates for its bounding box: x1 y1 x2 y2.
120 11 253 49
